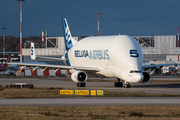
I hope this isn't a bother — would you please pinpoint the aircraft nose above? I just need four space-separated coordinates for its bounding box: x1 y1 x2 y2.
135 73 144 82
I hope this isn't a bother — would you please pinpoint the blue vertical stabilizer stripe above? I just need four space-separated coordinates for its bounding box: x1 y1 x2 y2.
65 51 71 66
62 18 73 51
62 18 72 66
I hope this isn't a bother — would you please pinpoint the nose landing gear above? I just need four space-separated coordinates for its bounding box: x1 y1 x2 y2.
125 83 131 88
77 83 86 87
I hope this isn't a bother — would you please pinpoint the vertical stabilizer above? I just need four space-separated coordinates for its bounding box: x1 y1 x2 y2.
62 18 77 51
31 42 36 60
62 18 77 66
6 54 11 63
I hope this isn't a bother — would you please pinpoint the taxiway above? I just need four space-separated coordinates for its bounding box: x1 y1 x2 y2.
0 77 180 95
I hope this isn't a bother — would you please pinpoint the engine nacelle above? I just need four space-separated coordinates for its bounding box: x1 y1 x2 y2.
141 71 150 83
71 71 87 83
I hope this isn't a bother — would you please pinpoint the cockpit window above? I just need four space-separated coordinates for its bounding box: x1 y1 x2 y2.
130 70 141 73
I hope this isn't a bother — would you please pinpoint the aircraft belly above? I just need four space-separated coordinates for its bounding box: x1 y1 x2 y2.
97 70 114 77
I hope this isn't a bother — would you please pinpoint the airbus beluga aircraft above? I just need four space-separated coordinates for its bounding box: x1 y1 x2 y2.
8 18 177 88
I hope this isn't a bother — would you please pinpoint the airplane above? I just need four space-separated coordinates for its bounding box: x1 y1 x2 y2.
0 54 19 74
8 18 177 88
0 54 11 71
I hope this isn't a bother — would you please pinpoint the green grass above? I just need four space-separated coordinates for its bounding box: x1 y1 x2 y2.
0 87 180 119
1 106 180 119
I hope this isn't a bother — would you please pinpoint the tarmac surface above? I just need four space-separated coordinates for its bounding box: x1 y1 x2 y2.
0 77 180 95
0 97 180 107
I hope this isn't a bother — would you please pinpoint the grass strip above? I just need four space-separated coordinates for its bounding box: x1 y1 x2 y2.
0 87 179 98
0 106 180 119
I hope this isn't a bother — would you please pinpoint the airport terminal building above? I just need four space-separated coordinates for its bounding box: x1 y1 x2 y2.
134 35 179 63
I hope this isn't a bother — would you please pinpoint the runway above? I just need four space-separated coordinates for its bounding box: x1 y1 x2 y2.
0 97 180 106
0 77 180 95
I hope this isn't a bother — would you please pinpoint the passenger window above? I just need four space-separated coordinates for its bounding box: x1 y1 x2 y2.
130 71 134 73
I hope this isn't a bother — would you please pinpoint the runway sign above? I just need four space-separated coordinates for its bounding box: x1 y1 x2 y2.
97 90 104 95
60 90 74 95
60 90 103 95
91 90 96 95
75 90 89 95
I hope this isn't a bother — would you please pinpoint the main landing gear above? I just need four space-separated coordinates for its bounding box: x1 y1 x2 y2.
77 83 86 87
114 79 131 88
114 79 123 87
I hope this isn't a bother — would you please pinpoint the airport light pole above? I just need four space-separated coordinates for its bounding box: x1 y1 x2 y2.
2 28 6 64
177 26 180 71
177 26 180 72
17 0 25 76
96 12 102 36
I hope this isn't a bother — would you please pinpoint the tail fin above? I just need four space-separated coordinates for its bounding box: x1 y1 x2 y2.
8 58 12 67
31 42 36 60
6 54 11 63
3 54 11 68
62 18 77 51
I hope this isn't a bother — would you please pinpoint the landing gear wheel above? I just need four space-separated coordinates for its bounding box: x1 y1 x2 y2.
114 82 117 87
77 83 86 87
114 82 123 87
125 83 131 88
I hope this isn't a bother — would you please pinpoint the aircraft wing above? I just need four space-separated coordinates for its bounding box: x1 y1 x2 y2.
36 56 66 61
7 62 100 71
142 63 178 69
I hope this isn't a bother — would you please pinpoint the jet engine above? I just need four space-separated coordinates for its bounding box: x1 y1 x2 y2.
141 71 150 83
71 71 87 83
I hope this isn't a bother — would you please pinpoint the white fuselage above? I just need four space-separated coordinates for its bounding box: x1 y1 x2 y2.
68 35 143 83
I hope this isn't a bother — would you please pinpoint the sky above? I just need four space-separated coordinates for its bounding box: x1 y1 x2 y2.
0 0 180 37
